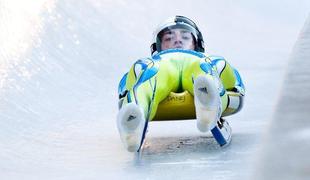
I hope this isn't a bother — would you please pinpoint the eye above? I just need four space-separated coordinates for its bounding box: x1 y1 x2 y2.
182 36 190 40
181 33 192 40
162 34 174 42
163 37 172 42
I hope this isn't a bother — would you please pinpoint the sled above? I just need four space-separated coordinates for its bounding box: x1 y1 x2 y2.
153 91 196 120
152 90 232 147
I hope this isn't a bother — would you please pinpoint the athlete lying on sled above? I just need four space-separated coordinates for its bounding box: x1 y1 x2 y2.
117 15 245 152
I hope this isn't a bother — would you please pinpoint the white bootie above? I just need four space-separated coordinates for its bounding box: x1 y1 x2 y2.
194 75 221 132
117 103 146 152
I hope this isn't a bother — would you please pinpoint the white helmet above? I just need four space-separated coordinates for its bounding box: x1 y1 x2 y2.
150 15 205 55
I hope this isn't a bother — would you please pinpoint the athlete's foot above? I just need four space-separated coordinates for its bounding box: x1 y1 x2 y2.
194 75 221 132
117 103 146 152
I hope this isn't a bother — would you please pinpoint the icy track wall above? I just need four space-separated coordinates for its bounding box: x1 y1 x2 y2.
255 14 310 180
0 1 125 179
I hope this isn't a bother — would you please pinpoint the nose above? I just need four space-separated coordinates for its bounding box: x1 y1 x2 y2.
173 32 183 46
174 39 183 45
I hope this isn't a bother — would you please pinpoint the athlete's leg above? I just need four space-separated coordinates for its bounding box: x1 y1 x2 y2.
146 59 182 120
181 57 235 146
211 58 245 117
117 58 157 152
117 58 179 151
182 57 228 132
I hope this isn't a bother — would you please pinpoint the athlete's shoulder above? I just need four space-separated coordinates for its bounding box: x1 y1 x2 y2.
204 54 226 62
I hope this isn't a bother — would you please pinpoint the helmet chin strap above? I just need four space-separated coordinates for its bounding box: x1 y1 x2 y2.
150 43 157 55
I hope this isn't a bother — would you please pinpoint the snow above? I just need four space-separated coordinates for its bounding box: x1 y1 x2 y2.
0 0 309 179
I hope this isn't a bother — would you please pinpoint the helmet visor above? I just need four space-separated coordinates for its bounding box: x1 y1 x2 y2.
156 24 198 52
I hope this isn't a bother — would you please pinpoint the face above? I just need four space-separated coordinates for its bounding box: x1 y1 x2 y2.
160 28 195 51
